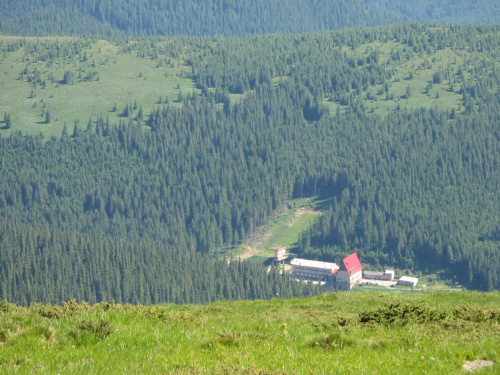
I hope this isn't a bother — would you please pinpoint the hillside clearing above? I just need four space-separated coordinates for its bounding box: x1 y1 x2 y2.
227 199 323 264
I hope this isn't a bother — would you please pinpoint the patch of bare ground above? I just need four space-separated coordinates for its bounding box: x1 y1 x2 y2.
462 359 494 372
287 206 320 227
228 225 276 263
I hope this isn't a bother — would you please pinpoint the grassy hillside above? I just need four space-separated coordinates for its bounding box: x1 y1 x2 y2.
2 26 498 138
0 292 498 374
335 41 465 116
0 37 196 138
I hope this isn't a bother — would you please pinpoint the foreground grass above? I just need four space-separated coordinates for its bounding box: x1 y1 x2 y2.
1 292 498 374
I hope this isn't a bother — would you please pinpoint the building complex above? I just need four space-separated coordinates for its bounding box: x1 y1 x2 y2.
290 252 363 290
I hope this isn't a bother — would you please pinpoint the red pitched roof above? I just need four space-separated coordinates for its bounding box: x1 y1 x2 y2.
340 252 362 276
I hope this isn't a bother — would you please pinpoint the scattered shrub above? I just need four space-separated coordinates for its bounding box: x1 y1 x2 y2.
311 333 355 350
0 330 7 343
61 299 91 315
31 299 91 319
359 302 448 326
68 318 114 346
454 304 500 323
31 303 65 319
0 300 13 312
201 331 239 349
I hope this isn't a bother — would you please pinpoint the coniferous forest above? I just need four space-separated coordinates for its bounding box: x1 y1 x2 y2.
0 0 498 37
0 2 499 305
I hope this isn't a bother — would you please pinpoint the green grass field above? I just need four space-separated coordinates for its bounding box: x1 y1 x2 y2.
1 292 498 374
329 39 498 116
0 37 197 138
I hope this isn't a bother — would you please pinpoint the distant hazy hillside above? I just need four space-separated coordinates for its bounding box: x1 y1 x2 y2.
365 0 500 25
0 0 495 38
2 0 498 38
0 0 399 37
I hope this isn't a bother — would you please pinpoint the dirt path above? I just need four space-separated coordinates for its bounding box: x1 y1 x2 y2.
227 206 320 263
288 206 320 226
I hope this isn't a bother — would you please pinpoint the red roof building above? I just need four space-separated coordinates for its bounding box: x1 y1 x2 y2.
336 252 363 290
340 252 363 276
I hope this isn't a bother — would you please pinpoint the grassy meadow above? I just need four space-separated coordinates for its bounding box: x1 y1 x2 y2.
2 30 498 139
0 291 498 374
0 37 197 138
326 41 477 116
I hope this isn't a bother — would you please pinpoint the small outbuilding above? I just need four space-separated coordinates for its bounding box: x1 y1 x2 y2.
273 246 288 266
398 276 418 287
363 271 384 280
382 270 395 281
363 269 394 281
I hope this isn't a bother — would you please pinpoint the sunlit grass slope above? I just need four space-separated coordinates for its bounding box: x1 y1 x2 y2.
2 27 498 139
1 292 498 374
0 37 197 138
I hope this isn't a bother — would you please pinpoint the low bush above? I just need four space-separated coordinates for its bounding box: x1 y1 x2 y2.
358 302 448 325
454 304 500 323
68 318 114 346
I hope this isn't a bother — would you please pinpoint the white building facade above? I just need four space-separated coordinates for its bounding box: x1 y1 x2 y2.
398 276 418 287
290 258 339 281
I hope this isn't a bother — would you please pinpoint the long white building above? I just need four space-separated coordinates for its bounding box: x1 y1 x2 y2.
290 258 339 281
398 276 419 287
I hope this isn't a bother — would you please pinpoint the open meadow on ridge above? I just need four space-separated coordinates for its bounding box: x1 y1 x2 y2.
1 292 499 374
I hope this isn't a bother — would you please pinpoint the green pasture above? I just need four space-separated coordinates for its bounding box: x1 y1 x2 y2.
1 292 498 374
2 34 498 139
332 40 498 116
0 37 197 138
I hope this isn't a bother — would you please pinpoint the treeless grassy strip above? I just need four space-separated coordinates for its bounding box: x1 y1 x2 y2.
226 198 323 263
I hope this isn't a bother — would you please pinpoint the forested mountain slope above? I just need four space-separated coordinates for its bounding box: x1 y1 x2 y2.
0 0 398 37
0 0 498 37
0 24 499 305
365 0 500 25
